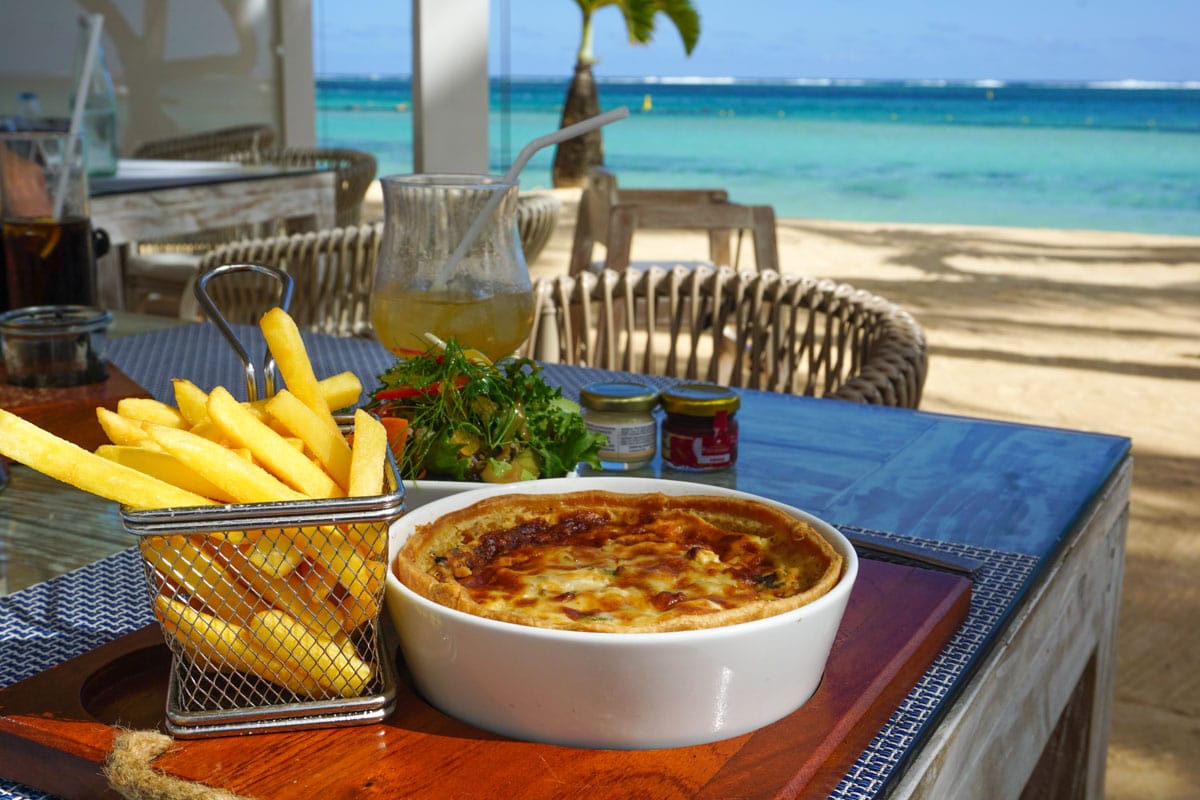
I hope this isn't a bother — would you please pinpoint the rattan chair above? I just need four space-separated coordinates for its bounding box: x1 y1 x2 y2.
190 222 382 337
520 266 927 408
516 192 562 265
131 124 276 161
187 196 553 331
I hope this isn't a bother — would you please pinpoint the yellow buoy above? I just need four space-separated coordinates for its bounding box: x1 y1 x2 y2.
642 93 652 112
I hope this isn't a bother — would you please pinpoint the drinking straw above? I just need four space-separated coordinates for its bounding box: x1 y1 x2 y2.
433 105 630 286
52 13 104 220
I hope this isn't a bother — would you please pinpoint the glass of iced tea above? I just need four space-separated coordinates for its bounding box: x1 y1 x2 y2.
0 132 97 312
370 174 534 361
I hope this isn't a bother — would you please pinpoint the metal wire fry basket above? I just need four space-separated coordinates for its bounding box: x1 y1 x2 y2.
121 440 405 737
119 263 406 736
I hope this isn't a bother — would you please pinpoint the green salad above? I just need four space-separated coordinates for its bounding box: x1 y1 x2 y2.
364 339 604 482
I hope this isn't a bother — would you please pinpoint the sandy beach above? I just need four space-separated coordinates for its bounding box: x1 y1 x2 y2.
522 190 1200 799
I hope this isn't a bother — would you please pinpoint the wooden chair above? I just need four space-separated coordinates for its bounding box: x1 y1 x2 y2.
568 167 778 275
189 222 382 337
520 266 927 408
604 201 779 274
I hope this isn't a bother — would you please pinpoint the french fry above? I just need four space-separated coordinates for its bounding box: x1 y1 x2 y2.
259 306 340 438
141 535 269 625
0 410 212 509
96 445 238 503
215 538 346 639
146 425 307 505
206 386 342 499
185 418 228 444
243 609 374 698
246 371 361 415
318 370 363 412
96 407 157 448
154 595 328 697
241 537 305 578
171 378 210 427
117 397 186 428
264 389 353 491
306 525 385 626
154 593 242 674
347 409 387 498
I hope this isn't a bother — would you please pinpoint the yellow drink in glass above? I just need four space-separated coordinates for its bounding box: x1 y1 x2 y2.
371 287 534 361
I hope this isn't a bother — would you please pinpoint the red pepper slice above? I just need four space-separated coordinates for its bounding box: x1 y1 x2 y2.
373 385 430 400
373 374 469 401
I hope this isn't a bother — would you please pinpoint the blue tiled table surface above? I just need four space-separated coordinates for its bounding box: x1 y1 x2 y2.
103 321 1130 561
0 321 1130 799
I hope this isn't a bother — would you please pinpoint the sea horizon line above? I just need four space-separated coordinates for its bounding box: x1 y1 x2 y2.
316 73 1200 91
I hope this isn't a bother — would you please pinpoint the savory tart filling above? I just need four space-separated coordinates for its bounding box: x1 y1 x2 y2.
394 490 844 632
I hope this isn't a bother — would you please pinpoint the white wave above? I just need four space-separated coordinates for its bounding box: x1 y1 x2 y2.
1087 79 1200 90
642 76 740 85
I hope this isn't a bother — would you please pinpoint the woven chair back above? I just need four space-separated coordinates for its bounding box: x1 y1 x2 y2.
520 266 927 408
516 192 562 265
132 124 275 161
196 223 382 338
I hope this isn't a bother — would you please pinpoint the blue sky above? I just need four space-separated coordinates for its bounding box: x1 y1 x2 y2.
313 0 1199 83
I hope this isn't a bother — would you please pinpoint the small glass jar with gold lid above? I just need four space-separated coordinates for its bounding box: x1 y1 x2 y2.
660 382 740 471
578 381 661 470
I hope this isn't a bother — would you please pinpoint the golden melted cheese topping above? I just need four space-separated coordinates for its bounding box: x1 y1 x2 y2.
396 491 843 633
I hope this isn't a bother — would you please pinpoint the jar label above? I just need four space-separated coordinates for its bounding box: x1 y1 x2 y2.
663 411 738 470
586 420 658 457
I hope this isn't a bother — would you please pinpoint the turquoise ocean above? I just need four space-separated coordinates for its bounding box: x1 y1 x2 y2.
316 77 1200 236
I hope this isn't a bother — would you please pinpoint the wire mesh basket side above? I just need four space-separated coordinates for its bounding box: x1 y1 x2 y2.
138 515 390 715
124 444 404 735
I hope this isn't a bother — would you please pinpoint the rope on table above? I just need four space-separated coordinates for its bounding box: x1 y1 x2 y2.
104 730 252 800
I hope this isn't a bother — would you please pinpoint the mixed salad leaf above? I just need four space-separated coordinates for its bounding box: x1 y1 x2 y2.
364 339 604 482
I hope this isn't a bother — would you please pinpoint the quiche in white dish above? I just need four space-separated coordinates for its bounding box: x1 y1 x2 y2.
394 489 844 633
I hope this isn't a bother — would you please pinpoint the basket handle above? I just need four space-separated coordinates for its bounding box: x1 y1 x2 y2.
194 264 295 402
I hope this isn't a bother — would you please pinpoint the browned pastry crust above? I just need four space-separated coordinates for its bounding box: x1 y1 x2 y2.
394 491 843 633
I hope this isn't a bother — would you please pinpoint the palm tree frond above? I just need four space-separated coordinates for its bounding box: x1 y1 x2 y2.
622 0 658 44
653 0 700 54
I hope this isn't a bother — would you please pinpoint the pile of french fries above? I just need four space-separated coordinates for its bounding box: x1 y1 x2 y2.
0 307 394 701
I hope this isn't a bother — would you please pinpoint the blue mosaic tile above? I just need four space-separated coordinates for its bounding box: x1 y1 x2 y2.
829 528 1039 799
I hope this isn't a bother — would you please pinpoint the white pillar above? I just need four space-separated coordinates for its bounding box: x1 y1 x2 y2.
412 0 489 173
277 0 316 147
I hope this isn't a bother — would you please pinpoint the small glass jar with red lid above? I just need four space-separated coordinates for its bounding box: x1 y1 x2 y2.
660 383 740 471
